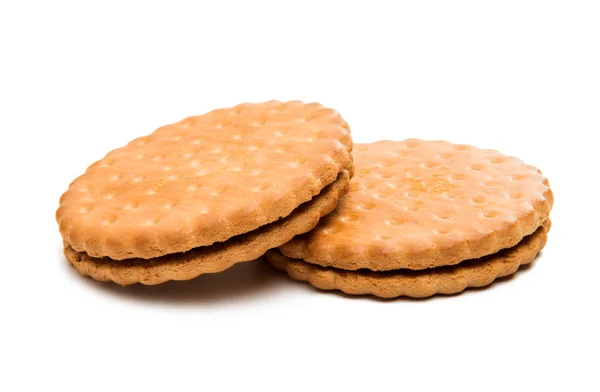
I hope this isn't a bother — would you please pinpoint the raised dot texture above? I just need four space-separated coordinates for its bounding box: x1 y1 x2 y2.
123 202 139 210
63 173 350 285
357 202 376 211
55 101 353 261
483 210 499 218
472 196 487 204
279 139 553 271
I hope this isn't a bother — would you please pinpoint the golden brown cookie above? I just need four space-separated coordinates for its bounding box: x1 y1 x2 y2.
65 171 349 285
57 101 353 284
270 140 554 298
266 220 550 298
280 140 553 271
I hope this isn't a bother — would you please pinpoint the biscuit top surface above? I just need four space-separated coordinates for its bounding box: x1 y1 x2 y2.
279 139 553 270
57 101 353 260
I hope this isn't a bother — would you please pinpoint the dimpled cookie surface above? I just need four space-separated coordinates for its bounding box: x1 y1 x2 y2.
279 139 553 270
57 101 353 260
65 171 350 285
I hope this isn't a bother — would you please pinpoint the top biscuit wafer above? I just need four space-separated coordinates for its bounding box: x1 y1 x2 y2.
279 140 553 270
57 101 353 260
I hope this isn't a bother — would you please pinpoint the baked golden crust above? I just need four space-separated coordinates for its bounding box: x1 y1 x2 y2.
57 101 353 260
65 171 350 285
267 220 550 298
280 140 553 270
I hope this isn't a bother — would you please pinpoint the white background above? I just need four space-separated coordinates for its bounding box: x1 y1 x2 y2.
1 1 598 391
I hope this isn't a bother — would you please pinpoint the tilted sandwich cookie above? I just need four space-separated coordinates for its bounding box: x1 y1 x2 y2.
57 101 353 285
266 139 553 298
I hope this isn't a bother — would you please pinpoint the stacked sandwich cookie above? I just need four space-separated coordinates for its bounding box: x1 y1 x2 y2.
266 140 553 298
57 101 353 285
57 103 554 299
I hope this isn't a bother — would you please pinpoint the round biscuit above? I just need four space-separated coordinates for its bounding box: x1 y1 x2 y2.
279 140 553 270
64 171 349 285
56 101 353 260
267 220 550 298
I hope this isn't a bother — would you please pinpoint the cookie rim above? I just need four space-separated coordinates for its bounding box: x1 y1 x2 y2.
65 170 350 285
279 139 553 270
268 220 550 299
57 100 354 260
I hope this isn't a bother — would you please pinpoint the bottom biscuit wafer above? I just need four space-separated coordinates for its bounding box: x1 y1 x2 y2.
266 220 550 299
65 170 350 285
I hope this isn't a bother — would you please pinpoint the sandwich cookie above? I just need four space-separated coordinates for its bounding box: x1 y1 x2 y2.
266 139 553 298
57 101 353 285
